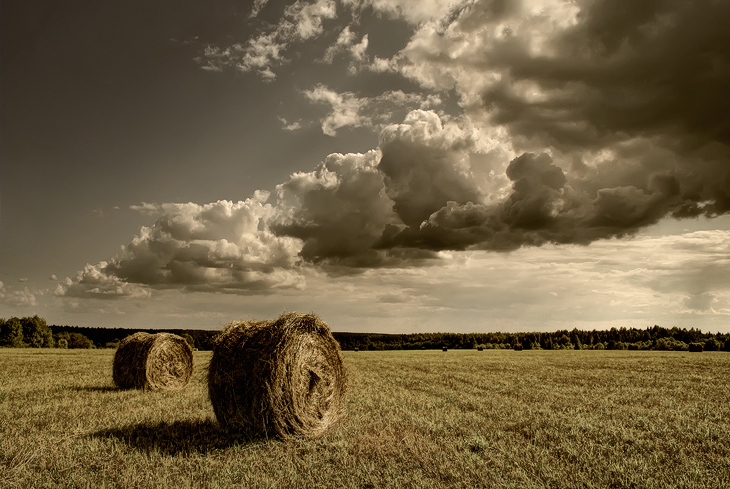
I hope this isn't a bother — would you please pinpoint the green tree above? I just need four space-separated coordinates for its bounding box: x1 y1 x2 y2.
181 333 195 350
704 338 722 352
21 315 54 348
0 317 25 347
67 332 94 349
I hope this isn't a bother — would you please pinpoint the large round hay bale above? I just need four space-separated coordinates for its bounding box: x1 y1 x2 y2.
208 312 347 439
113 332 193 391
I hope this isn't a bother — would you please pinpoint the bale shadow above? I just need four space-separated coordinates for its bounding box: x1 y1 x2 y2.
72 386 118 393
88 419 264 455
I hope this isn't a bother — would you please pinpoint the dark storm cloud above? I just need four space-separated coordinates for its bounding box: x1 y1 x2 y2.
271 150 402 267
377 0 730 251
480 0 730 215
484 0 730 147
270 110 496 265
377 118 484 228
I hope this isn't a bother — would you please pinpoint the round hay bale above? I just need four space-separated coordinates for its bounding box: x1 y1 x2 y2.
208 313 347 439
113 332 194 391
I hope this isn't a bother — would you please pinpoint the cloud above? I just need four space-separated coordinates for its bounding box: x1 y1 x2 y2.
303 85 368 136
343 0 730 249
249 0 270 18
342 0 466 25
271 109 509 266
322 25 369 71
278 116 302 131
323 25 358 63
196 0 337 79
55 264 153 300
271 150 409 268
322 25 370 68
289 0 338 39
302 85 442 136
378 110 486 226
0 281 39 308
59 194 305 299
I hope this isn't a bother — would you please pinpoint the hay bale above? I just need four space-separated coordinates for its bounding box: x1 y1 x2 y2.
113 332 193 391
514 344 524 351
477 346 484 351
689 342 704 352
208 312 347 439
442 346 448 351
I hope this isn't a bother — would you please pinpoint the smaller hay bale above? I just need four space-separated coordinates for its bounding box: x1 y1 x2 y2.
208 313 347 439
513 344 524 351
113 332 193 391
442 346 448 352
354 347 359 352
477 346 484 351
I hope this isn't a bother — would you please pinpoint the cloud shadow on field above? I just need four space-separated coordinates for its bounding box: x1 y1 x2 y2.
89 419 265 455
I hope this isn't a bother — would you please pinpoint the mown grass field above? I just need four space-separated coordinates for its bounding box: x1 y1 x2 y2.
1 348 729 488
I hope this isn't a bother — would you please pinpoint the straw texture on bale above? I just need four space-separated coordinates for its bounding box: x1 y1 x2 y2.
113 332 194 391
208 313 347 439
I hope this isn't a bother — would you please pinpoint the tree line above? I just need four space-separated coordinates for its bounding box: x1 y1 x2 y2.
1 316 729 352
334 326 730 352
0 316 206 350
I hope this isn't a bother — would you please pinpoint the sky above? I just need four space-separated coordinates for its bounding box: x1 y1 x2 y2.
1 0 730 334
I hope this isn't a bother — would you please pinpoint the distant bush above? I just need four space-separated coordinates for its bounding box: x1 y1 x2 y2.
688 343 704 352
67 332 94 349
655 337 689 351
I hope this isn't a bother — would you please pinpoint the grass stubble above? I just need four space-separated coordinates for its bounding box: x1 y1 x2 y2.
1 348 729 488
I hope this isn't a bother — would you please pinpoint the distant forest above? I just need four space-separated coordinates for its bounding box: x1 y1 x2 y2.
1 315 729 352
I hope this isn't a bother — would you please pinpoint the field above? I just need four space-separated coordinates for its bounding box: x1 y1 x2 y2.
1 349 729 488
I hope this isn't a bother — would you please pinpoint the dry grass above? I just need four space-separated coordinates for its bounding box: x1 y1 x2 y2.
1 348 729 488
208 313 347 439
113 332 193 391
